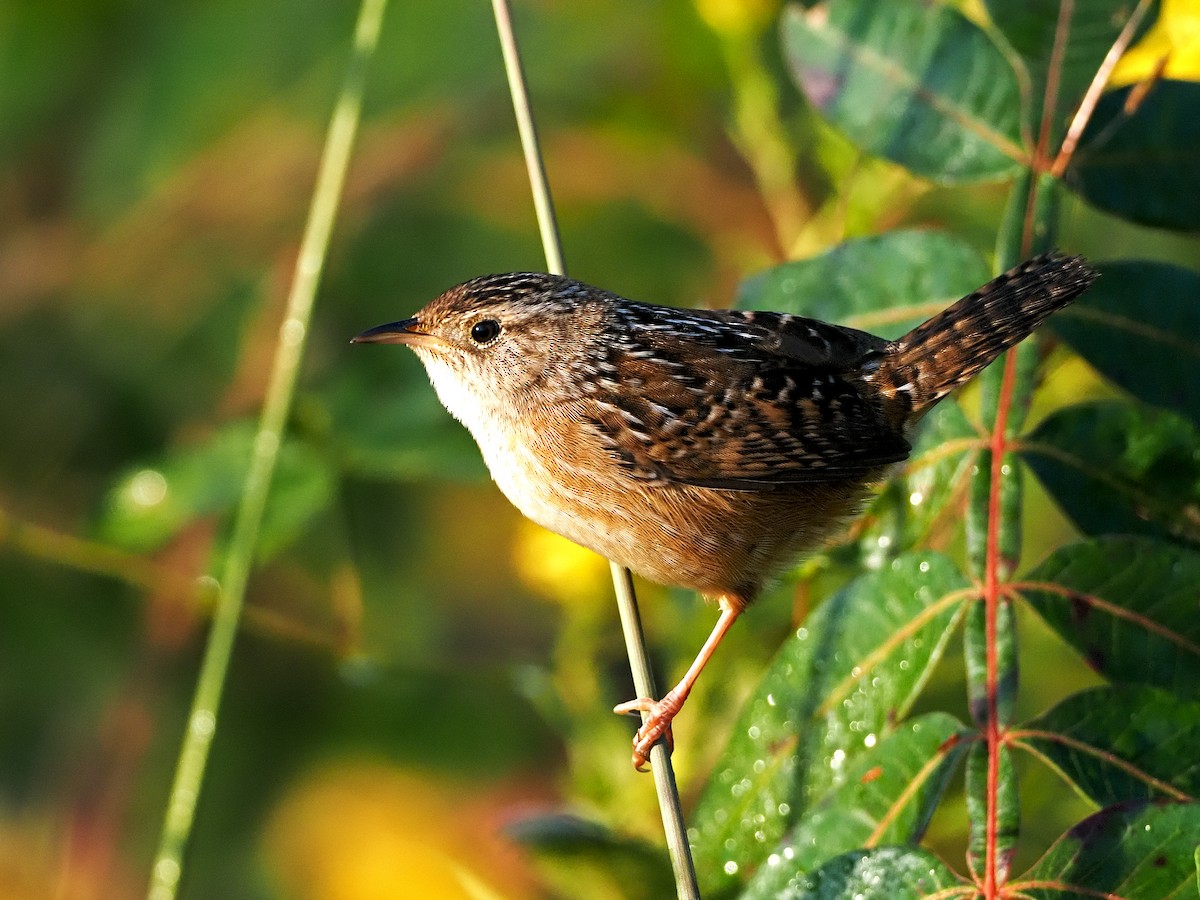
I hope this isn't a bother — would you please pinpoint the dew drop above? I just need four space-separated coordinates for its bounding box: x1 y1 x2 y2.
129 469 168 507
154 858 181 887
724 860 739 875
190 711 215 738
280 317 306 346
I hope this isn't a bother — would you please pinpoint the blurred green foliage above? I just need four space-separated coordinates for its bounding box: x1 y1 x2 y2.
2 1 1199 898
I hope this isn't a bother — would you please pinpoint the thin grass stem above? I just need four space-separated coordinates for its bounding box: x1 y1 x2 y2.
489 2 699 897
144 1 389 895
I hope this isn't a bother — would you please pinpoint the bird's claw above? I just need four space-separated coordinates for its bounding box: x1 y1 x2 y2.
614 693 682 771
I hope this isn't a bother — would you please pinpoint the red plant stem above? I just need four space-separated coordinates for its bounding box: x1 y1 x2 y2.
1035 0 1072 169
983 348 1019 897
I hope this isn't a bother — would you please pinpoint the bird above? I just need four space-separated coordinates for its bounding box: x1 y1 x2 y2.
352 252 1096 769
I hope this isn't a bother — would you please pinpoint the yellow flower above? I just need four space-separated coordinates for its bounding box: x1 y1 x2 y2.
1111 0 1200 87
511 520 609 606
265 765 520 900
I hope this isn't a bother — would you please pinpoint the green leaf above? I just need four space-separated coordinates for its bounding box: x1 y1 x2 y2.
99 421 334 560
860 400 983 561
1052 260 1200 426
691 553 969 894
1022 400 1200 546
977 315 1044 438
1021 537 1200 696
965 596 1019 729
740 713 967 899
1016 685 1200 806
323 352 486 482
1014 801 1200 898
748 845 962 898
985 0 1150 146
781 0 1024 183
737 230 991 338
966 449 1025 580
1067 80 1200 231
965 742 1020 883
505 814 676 900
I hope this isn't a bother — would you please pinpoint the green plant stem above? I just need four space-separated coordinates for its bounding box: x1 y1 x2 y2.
490 0 564 277
145 1 388 896
0 505 193 599
489 2 699 897
0 507 334 647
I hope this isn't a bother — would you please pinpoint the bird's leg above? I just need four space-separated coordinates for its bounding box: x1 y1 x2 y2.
614 595 743 770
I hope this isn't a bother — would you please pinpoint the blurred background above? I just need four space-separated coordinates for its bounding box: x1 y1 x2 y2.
2 0 1198 898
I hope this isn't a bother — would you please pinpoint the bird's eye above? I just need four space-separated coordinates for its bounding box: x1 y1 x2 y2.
470 319 501 344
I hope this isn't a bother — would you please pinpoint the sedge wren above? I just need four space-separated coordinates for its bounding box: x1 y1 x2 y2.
353 252 1096 769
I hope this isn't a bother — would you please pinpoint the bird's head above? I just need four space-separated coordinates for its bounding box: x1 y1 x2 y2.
353 272 607 424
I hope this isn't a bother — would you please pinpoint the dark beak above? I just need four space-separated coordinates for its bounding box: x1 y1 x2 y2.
351 318 433 346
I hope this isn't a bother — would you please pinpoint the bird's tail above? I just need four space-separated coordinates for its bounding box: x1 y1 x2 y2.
870 253 1097 423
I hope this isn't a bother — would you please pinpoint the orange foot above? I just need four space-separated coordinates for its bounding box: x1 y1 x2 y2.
613 689 685 771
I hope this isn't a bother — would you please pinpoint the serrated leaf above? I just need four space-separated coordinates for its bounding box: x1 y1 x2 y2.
985 0 1151 146
737 230 992 338
860 400 983 561
1014 801 1200 898
99 421 334 560
1052 260 1200 426
1022 400 1200 545
1015 685 1200 806
1019 537 1200 696
750 845 962 898
741 713 967 899
1067 80 1200 231
691 554 970 894
781 0 1024 183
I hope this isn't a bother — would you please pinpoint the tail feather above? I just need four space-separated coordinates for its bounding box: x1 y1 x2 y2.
877 252 1097 422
